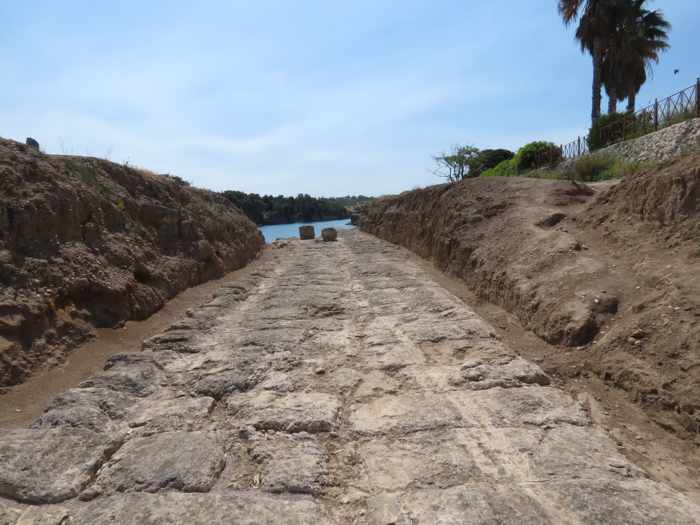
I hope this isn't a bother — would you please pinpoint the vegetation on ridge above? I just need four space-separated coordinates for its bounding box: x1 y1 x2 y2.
434 1 672 183
223 191 373 226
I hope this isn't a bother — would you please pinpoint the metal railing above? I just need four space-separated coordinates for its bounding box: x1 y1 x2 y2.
561 136 590 159
560 78 700 160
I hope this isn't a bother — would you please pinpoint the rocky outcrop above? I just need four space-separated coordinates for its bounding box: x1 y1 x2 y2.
0 137 263 387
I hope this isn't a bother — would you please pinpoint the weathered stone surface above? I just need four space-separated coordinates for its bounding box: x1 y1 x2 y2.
449 354 551 390
0 502 21 525
298 225 315 240
353 429 481 491
32 387 132 433
349 393 465 435
62 492 335 524
85 431 224 498
193 368 260 399
3 505 71 525
528 478 700 524
365 484 552 524
250 432 330 495
1 230 699 522
452 386 590 428
0 428 121 503
227 392 341 433
321 228 337 242
142 331 199 354
79 353 158 397
126 395 214 433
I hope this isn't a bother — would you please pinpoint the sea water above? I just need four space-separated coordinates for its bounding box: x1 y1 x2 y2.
258 219 354 244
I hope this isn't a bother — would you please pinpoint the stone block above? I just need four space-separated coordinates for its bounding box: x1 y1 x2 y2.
321 228 337 242
298 225 315 240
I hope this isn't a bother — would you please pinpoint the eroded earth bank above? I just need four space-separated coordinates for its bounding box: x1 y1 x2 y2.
360 154 700 443
0 138 263 388
1 232 698 523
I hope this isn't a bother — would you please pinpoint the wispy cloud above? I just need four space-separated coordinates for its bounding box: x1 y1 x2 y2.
1 1 697 196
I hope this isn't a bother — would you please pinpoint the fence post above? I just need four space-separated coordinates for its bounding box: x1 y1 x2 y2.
654 99 659 130
577 136 581 156
696 78 700 117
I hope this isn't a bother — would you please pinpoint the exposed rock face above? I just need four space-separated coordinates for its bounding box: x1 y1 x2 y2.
0 231 697 522
299 225 315 240
0 137 263 387
321 228 337 242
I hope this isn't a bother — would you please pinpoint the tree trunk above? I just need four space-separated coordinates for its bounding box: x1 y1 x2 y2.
627 89 636 113
591 38 603 124
608 91 617 114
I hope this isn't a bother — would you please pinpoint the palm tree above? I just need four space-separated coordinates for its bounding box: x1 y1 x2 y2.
606 0 670 113
559 0 611 124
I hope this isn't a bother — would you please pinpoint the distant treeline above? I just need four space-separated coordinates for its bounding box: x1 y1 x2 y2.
223 191 373 225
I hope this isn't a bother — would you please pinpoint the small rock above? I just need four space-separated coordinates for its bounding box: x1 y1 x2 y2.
299 225 315 240
321 228 338 242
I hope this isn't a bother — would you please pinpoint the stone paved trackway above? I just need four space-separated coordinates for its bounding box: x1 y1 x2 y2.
1 231 699 524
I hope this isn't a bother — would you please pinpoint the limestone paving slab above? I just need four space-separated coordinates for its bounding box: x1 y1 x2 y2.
0 428 122 504
248 431 332 495
83 431 225 498
227 391 341 433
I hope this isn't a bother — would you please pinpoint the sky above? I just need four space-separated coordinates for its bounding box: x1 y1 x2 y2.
1 1 697 197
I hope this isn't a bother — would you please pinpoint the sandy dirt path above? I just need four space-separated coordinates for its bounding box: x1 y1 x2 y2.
0 231 698 523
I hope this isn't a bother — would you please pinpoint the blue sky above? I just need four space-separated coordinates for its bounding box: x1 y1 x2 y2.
1 1 697 196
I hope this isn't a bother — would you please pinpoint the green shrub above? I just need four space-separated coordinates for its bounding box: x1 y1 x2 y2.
470 149 515 177
514 141 562 171
557 154 647 181
588 112 631 151
482 158 517 177
570 154 616 181
598 159 647 180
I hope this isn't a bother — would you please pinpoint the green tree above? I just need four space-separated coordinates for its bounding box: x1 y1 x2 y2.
602 0 670 113
432 145 481 183
559 0 611 124
469 149 515 177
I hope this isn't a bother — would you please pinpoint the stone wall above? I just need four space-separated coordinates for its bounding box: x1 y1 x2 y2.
598 117 700 163
559 118 700 170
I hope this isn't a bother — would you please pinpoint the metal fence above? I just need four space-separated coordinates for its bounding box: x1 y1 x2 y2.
560 78 700 160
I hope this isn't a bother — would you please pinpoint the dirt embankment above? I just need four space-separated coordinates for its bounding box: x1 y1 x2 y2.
360 154 700 440
0 138 263 387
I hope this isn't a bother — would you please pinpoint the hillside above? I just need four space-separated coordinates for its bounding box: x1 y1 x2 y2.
359 153 700 440
0 138 263 387
223 191 373 225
